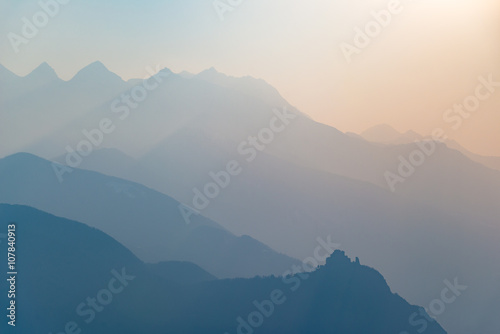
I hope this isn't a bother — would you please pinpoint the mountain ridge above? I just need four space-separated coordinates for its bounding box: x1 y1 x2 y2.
0 152 299 279
0 203 448 334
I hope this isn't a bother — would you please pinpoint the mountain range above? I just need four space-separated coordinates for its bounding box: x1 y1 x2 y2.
0 204 447 334
1 62 499 333
358 124 500 172
0 152 298 279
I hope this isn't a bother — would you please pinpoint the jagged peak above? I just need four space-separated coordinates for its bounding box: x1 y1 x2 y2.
326 250 356 266
70 61 124 82
197 66 226 79
25 62 59 80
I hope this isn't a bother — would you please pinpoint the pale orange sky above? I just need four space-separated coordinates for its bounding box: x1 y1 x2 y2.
1 0 499 156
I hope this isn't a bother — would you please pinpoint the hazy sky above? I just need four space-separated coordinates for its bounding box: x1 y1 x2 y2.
1 0 499 156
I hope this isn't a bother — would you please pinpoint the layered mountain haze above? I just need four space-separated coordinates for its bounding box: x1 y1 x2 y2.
58 146 500 333
1 62 499 333
2 0 498 332
0 153 298 278
0 204 447 334
0 62 134 158
19 62 497 234
444 140 500 172
360 124 423 145
360 124 500 172
196 67 300 110
0 62 59 103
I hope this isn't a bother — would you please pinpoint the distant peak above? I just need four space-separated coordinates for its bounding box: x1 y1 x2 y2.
360 124 405 143
158 67 173 75
27 62 59 80
362 124 400 135
35 61 52 71
198 67 225 77
70 61 124 82
86 61 108 70
77 61 112 74
403 129 422 137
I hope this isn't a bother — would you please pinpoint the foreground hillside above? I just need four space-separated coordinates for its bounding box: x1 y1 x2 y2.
0 204 447 334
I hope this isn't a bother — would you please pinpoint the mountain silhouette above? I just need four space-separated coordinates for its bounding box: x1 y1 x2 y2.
69 61 124 83
0 153 298 278
1 64 499 333
0 204 447 334
360 124 500 172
